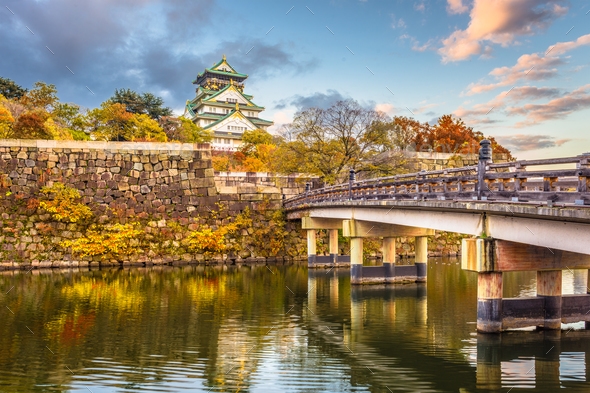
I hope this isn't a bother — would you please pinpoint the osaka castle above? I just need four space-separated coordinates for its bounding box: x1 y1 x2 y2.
183 55 274 151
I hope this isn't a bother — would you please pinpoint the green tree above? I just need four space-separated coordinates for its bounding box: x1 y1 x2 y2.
110 88 172 120
0 77 28 99
239 128 273 156
52 103 90 140
21 81 59 111
159 116 212 143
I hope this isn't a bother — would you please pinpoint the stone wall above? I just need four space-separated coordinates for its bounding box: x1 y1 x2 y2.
406 151 509 172
214 171 320 199
0 140 307 269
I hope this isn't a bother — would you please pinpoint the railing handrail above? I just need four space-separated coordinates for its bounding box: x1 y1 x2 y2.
284 151 590 206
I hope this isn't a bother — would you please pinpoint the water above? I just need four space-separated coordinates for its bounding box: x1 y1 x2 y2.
0 259 589 392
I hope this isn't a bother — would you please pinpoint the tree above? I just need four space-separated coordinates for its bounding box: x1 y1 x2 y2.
52 103 90 140
159 116 212 143
0 106 15 138
110 88 172 120
129 114 167 142
20 82 59 111
0 77 28 99
273 100 395 183
239 128 274 156
12 111 52 139
388 116 431 151
85 102 134 141
412 114 514 160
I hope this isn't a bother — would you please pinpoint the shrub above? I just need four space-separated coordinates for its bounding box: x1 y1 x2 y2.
187 228 226 257
40 182 92 222
62 223 142 260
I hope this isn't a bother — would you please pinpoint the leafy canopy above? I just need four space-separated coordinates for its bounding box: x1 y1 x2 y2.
0 77 28 100
110 88 172 120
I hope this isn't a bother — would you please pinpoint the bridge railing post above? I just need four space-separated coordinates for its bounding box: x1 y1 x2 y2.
305 182 311 204
478 139 492 200
349 169 356 201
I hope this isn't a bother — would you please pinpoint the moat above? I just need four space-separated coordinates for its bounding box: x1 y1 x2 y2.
1 259 589 392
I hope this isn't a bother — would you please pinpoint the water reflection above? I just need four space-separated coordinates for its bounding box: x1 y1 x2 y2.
0 261 588 392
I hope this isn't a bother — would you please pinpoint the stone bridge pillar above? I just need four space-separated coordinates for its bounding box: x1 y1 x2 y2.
350 237 364 285
382 237 396 284
537 270 562 330
343 220 433 285
329 229 339 264
463 238 590 332
415 236 428 282
307 229 316 266
477 272 503 333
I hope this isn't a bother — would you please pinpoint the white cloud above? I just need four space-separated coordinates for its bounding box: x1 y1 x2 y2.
447 0 469 14
438 0 568 63
464 34 590 95
506 84 590 126
375 103 396 115
267 111 293 134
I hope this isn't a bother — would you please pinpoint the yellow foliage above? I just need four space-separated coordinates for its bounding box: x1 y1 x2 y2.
62 223 143 259
0 105 14 139
187 228 226 256
40 182 93 222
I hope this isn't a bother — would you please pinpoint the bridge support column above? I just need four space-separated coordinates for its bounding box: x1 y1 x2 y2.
329 229 339 264
477 272 503 333
537 270 562 330
350 238 363 285
382 237 396 283
307 230 316 267
415 236 428 282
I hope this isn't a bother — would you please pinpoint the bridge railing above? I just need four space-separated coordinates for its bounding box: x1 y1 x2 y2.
284 141 590 209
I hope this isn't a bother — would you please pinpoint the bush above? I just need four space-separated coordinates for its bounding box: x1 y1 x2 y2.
62 223 142 260
187 228 226 257
40 182 92 223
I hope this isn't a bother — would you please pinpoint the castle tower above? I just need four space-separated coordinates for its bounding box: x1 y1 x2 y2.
183 55 274 151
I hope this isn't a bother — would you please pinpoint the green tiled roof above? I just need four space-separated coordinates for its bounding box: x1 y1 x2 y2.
204 83 263 108
203 109 261 130
196 69 248 80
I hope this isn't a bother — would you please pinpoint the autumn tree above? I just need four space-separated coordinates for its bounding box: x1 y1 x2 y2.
158 116 212 143
51 103 90 140
12 111 52 139
412 114 513 160
0 106 15 138
0 77 28 99
20 82 59 112
273 100 402 183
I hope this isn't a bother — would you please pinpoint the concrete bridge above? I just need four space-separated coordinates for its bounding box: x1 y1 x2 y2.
284 140 590 333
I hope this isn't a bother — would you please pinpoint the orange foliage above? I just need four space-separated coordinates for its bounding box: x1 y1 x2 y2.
12 111 52 139
412 114 513 160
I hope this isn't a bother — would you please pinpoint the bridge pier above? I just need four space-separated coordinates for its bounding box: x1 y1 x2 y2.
344 219 433 285
302 217 351 268
537 270 562 330
464 238 590 332
477 272 503 333
329 229 339 264
307 229 316 266
415 236 428 282
350 237 363 285
382 237 396 284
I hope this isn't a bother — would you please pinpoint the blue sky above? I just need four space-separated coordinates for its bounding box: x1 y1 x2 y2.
2 0 589 158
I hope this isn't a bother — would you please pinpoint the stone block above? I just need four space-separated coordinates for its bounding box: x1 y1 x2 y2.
240 193 263 201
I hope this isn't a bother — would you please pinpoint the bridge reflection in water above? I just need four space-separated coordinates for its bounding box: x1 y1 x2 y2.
306 264 590 391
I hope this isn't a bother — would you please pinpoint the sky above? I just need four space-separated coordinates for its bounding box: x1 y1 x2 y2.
1 0 589 159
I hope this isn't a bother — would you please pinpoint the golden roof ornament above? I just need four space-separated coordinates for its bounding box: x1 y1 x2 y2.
235 102 239 111
223 54 226 61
